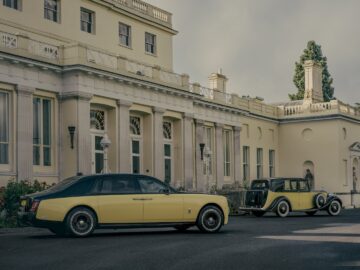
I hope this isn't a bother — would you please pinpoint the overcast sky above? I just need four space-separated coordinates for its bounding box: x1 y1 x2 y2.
144 0 360 105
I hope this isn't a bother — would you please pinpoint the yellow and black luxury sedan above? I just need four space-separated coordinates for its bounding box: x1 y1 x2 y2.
18 174 229 237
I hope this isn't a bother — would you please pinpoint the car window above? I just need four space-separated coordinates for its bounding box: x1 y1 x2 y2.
299 180 310 192
284 179 298 192
251 180 269 190
63 177 96 196
100 176 140 194
271 179 285 192
138 177 169 194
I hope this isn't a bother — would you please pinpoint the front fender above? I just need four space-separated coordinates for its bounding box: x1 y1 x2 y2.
321 195 342 210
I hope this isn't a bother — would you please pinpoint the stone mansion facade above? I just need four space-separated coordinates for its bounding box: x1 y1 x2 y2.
0 0 359 206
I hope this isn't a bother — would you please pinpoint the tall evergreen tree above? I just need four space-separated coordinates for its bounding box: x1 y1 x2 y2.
289 41 335 101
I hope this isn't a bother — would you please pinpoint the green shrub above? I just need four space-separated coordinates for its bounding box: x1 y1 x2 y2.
0 180 50 228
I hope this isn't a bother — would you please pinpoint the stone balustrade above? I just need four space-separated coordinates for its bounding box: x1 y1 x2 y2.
0 29 358 121
103 0 172 26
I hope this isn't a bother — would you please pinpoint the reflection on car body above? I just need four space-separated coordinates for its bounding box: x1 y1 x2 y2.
239 178 342 217
18 174 229 237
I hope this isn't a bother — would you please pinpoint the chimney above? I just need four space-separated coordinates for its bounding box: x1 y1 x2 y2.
208 68 228 93
303 60 323 103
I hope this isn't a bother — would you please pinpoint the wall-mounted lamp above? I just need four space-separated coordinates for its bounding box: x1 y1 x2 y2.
68 126 76 149
199 143 205 160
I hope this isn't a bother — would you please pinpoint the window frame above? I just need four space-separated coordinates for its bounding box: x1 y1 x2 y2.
44 0 60 23
223 129 232 178
80 7 95 34
145 32 156 55
136 176 176 194
256 148 263 179
119 22 131 48
3 0 21 10
269 149 275 178
33 96 53 168
0 91 10 167
242 146 250 182
130 115 142 174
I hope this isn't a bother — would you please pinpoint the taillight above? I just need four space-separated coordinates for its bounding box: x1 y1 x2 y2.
30 200 40 212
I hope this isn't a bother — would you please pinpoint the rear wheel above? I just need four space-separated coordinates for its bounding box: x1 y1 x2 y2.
252 210 265 217
327 200 341 216
66 207 97 237
276 201 290 218
197 205 224 233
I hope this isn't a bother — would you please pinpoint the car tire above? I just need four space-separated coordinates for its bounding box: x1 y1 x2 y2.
252 210 265 217
314 194 327 209
174 225 192 231
327 200 341 216
197 205 224 233
305 211 317 216
276 200 290 218
65 207 97 237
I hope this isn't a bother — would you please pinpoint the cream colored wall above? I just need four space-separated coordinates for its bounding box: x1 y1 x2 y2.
0 0 174 70
338 120 360 189
278 120 342 193
240 116 279 183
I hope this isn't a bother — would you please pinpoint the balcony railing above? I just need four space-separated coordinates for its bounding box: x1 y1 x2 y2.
103 0 172 25
0 30 358 121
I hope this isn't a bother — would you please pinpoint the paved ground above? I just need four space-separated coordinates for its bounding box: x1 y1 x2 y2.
1 209 360 270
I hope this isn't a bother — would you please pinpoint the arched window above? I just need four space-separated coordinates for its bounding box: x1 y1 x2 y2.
90 110 105 130
130 116 141 135
303 161 315 190
163 121 172 139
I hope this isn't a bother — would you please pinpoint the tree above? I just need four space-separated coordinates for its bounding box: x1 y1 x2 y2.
289 41 334 102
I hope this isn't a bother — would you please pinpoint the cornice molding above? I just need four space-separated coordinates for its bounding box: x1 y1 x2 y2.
59 91 93 101
16 85 35 96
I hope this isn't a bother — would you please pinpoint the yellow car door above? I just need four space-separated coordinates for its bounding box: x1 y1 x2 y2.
282 179 300 210
137 176 184 222
96 175 144 224
298 179 315 210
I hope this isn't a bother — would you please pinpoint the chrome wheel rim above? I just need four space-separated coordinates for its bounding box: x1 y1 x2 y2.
70 211 94 236
278 202 289 217
329 201 341 215
202 209 222 231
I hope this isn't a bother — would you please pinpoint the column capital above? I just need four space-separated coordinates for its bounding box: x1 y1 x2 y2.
233 126 242 132
16 85 35 96
117 99 133 107
152 106 166 114
59 91 93 101
183 112 194 120
215 122 224 128
195 119 204 125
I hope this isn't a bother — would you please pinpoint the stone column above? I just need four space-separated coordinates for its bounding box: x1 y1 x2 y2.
215 123 224 189
59 91 92 177
233 126 242 184
153 107 165 180
16 85 35 181
183 113 194 190
117 99 132 173
195 119 205 192
76 93 92 175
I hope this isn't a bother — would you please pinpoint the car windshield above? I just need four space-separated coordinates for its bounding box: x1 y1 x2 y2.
250 180 269 190
46 176 83 192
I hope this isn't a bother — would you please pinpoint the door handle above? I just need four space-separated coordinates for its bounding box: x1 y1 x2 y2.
142 198 153 201
132 198 144 201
